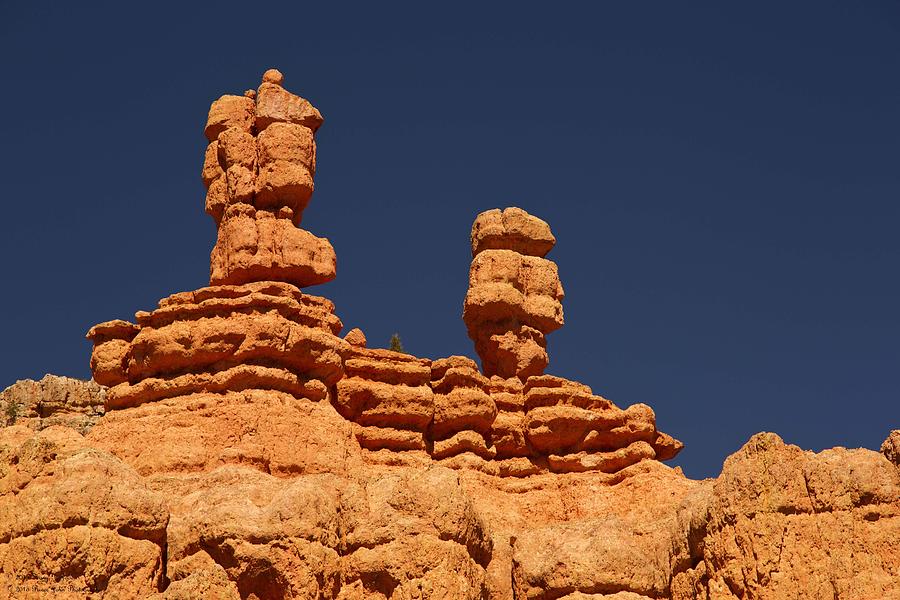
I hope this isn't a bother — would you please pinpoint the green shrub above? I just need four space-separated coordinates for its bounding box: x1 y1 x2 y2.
4 399 19 425
389 333 404 353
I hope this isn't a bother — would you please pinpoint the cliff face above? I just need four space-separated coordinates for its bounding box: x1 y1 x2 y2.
0 70 897 600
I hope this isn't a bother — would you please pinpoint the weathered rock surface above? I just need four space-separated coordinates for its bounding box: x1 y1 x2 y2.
471 207 556 258
87 281 347 410
4 70 895 599
882 429 900 466
0 375 105 434
671 433 900 600
210 204 336 288
463 208 565 380
0 426 168 597
202 71 329 288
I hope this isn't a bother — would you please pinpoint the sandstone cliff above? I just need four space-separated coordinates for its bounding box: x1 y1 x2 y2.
0 70 896 600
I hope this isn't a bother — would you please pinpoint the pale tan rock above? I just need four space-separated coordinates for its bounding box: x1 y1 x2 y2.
1 375 105 434
882 429 900 466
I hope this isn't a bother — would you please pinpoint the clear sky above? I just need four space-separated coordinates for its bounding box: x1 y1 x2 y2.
1 2 897 479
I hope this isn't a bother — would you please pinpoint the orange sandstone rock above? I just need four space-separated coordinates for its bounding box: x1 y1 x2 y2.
344 327 367 347
463 208 564 380
204 95 254 142
49 70 900 599
255 80 324 133
0 426 168 597
882 429 900 466
209 204 336 288
472 207 556 258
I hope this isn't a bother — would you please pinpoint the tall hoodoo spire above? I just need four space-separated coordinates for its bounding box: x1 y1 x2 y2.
85 72 682 476
463 207 564 380
202 68 336 288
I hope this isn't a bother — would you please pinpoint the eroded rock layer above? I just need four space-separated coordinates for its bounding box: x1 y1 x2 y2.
86 281 347 410
0 375 105 434
5 422 897 599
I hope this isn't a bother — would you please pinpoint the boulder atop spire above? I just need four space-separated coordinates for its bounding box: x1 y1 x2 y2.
471 207 556 258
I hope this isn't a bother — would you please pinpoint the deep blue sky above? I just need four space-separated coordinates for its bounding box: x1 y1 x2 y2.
1 2 897 478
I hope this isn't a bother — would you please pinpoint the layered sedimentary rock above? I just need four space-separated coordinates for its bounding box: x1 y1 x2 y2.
202 69 334 288
4 70 895 598
463 207 564 380
87 282 347 410
0 375 105 434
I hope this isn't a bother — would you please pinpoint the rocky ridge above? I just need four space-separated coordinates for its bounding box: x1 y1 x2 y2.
1 70 897 599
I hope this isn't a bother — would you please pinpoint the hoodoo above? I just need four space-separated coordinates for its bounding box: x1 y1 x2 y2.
2 70 896 599
84 70 683 476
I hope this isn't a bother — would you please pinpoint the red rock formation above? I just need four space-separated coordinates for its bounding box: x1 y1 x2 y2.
202 69 335 288
87 282 347 410
2 70 895 599
464 207 564 380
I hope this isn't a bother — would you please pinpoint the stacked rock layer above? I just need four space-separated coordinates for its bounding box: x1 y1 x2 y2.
463 207 564 380
87 282 348 410
87 72 348 413
203 68 335 288
84 71 682 478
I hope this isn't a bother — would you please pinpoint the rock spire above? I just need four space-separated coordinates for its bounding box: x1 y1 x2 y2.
463 207 563 379
202 68 336 288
